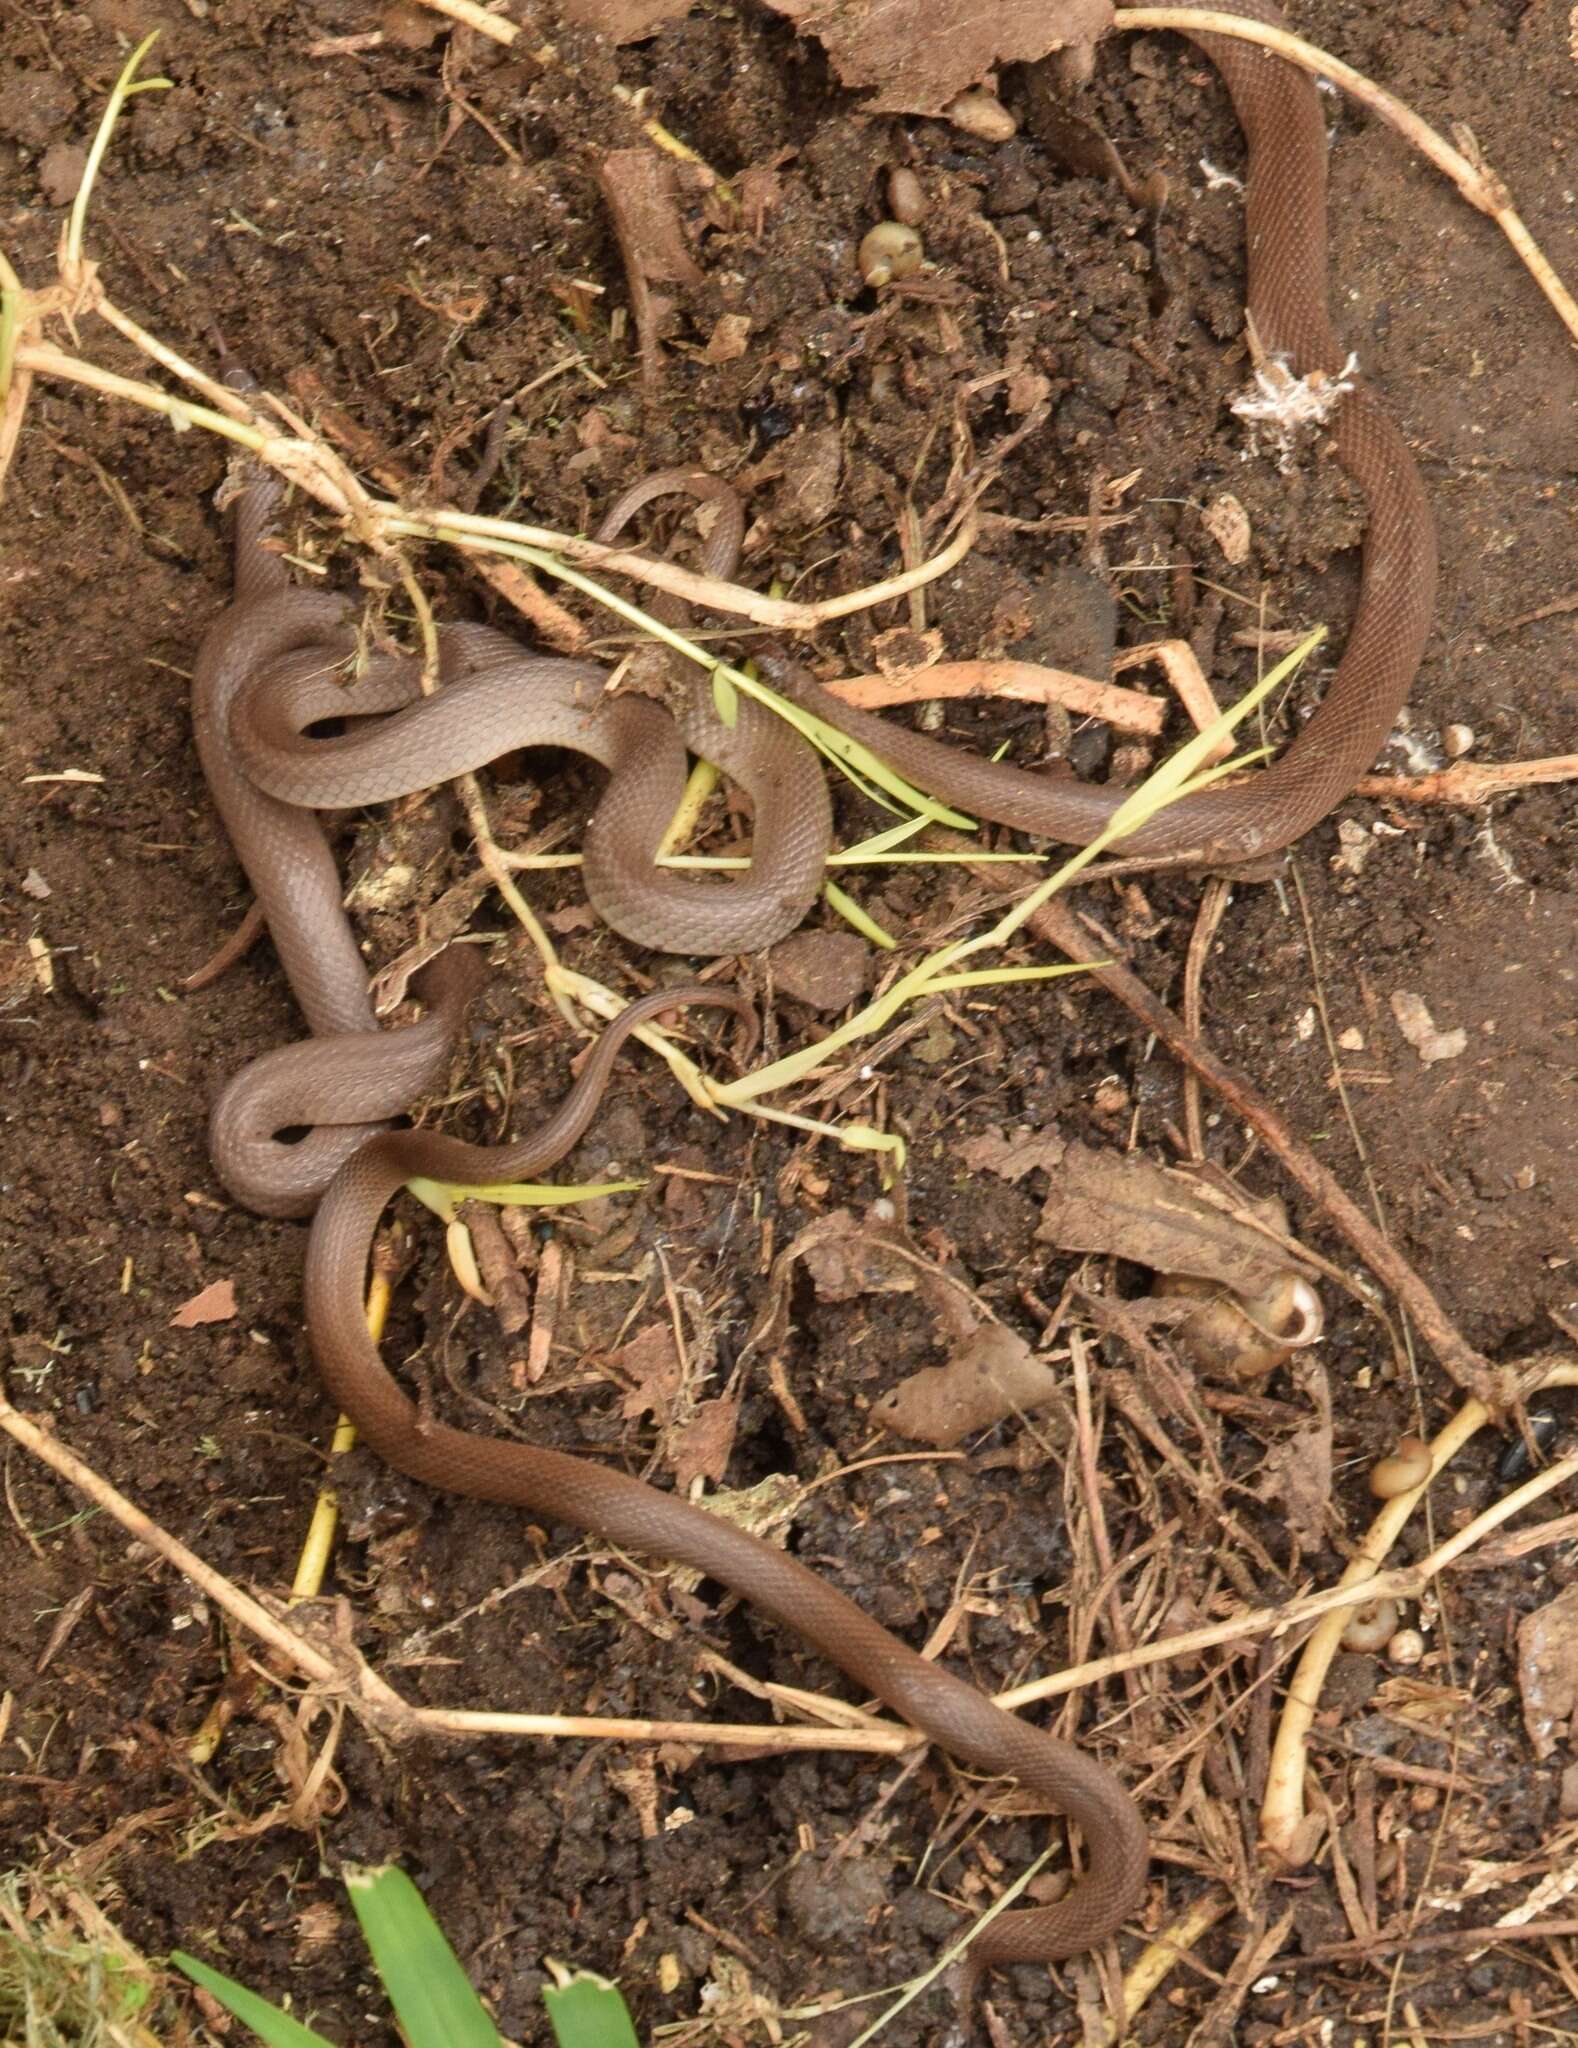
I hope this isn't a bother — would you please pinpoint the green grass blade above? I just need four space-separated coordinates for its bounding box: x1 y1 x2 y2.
542 1968 643 2048
343 1866 505 2048
823 880 897 949
406 1175 644 1222
171 1953 339 2048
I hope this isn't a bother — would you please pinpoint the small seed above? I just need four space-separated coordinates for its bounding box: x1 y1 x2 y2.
1369 1433 1430 1499
858 220 924 287
1387 1627 1426 1667
1341 1597 1399 1653
1442 722 1475 758
887 166 927 225
943 89 1017 141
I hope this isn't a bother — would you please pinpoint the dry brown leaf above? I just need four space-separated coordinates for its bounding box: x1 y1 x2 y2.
800 1211 916 1301
1035 1142 1306 1294
768 930 870 1012
873 1324 1072 1449
672 1392 742 1494
702 312 752 363
170 1278 237 1328
759 0 1111 114
599 149 704 287
1255 1426 1331 1550
597 148 707 389
775 423 843 529
1252 1354 1332 1551
615 1324 685 1424
1518 1584 1578 1759
958 1124 1067 1184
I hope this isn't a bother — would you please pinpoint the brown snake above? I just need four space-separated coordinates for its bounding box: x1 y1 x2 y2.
192 0 1437 1975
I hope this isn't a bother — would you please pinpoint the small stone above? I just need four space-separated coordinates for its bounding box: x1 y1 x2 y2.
767 930 870 1012
37 142 86 207
886 165 927 225
943 89 1017 141
784 1854 891 1944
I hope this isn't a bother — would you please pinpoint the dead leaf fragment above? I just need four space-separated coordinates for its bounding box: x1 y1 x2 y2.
768 930 870 1012
758 0 1112 115
1201 492 1251 566
800 1211 916 1302
1389 991 1468 1065
672 1392 741 1494
1519 1585 1578 1760
776 423 843 529
958 1125 1067 1184
615 1325 685 1425
1252 1359 1332 1551
599 149 704 287
873 1324 1072 1448
597 148 706 390
702 312 752 363
170 1279 237 1328
1035 1142 1308 1296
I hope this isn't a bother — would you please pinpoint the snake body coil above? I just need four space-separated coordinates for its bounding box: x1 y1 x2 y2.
193 0 1439 1974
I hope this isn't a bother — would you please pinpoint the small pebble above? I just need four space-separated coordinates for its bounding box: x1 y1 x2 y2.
943 88 1018 141
38 141 86 207
1387 1628 1426 1667
886 166 927 225
1442 723 1475 758
767 929 870 1011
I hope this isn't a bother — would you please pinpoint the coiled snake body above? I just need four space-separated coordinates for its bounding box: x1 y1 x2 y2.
192 0 1436 1975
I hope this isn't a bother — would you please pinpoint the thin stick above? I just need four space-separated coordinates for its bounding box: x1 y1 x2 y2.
999 1360 1578 1711
1112 10 1578 348
1280 1918 1578 1968
0 1385 914 1758
825 658 1168 738
289 1247 399 1604
13 340 976 630
1356 755 1578 804
0 1386 346 1694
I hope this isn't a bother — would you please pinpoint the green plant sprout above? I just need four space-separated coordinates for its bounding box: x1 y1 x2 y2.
172 1865 644 2048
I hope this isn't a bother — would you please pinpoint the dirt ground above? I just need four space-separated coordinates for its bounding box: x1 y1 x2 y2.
3 0 1577 2042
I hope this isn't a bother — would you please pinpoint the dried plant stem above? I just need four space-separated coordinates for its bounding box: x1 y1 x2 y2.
1099 1890 1237 2044
998 1355 1578 1716
11 339 974 628
1260 1359 1578 1866
1356 755 1578 804
1113 9 1578 348
0 1385 912 1758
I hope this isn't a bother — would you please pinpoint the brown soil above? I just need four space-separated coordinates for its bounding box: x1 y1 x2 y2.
3 2 1577 2043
